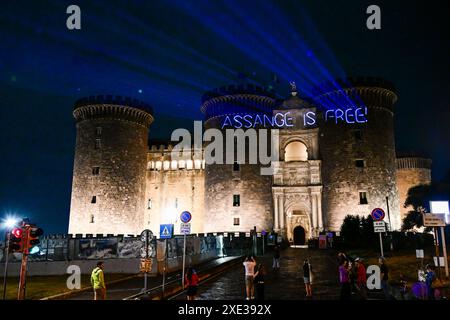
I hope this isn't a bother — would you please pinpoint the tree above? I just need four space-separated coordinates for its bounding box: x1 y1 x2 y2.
340 215 361 247
402 170 450 231
340 215 376 248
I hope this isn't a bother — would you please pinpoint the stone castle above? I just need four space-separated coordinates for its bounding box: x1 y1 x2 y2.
68 77 431 244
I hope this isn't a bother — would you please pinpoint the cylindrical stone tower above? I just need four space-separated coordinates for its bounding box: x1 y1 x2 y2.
69 95 154 235
314 77 401 231
201 84 277 232
396 156 432 220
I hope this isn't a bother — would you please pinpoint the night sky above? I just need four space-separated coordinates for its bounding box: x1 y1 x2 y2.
0 0 449 234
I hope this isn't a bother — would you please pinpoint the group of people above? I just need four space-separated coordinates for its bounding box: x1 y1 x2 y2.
243 246 315 300
337 252 389 300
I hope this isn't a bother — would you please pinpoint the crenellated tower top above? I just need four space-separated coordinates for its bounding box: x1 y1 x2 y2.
73 95 154 128
312 76 398 113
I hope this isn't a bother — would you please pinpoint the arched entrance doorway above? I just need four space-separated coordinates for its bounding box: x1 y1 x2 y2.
293 226 306 245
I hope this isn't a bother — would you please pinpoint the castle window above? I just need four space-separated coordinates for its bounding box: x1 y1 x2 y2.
148 198 152 209
354 129 363 142
359 192 368 205
91 196 97 204
96 127 102 136
90 215 95 223
233 217 240 226
355 159 365 168
95 139 101 149
92 166 100 175
284 141 308 162
233 195 240 207
233 161 240 172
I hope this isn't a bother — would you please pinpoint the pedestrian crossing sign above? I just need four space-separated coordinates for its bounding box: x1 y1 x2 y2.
159 224 174 239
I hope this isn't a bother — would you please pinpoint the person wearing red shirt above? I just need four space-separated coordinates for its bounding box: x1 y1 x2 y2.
185 267 200 300
355 258 367 299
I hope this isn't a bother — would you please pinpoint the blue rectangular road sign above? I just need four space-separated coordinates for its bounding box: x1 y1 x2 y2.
159 224 174 239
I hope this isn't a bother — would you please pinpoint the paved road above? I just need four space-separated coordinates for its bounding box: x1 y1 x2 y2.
175 247 341 300
66 256 239 300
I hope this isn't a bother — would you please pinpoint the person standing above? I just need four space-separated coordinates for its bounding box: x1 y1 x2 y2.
355 258 367 299
185 267 200 300
91 261 106 300
425 264 436 300
379 257 390 300
273 246 280 271
339 260 351 300
243 256 256 300
303 259 313 298
253 264 266 300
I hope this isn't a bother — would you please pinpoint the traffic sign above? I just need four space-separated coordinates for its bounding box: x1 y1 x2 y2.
371 208 385 221
374 221 386 233
416 249 424 259
140 258 153 273
180 211 192 223
140 229 154 258
140 229 154 242
159 224 174 239
423 214 446 227
180 223 191 235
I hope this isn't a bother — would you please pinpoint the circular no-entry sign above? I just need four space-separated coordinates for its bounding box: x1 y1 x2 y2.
180 211 192 223
371 208 385 221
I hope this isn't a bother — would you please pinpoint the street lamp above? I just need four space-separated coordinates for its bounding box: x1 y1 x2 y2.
2 216 20 300
3 217 19 229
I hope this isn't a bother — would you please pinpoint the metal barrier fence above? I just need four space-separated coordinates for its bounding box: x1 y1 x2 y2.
0 232 269 262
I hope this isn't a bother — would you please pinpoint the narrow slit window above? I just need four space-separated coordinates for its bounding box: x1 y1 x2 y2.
148 198 152 209
359 192 368 205
354 129 363 142
91 196 97 204
233 217 240 226
92 166 100 175
233 195 240 207
355 159 365 168
96 127 102 136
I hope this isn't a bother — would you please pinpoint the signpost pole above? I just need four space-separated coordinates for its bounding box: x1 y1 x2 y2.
182 233 186 289
144 231 148 292
2 231 10 300
162 239 167 299
440 226 449 278
379 233 384 257
434 228 442 280
262 234 265 255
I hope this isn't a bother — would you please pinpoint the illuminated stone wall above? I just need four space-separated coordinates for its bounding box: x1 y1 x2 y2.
315 80 401 231
69 97 153 235
396 157 432 221
201 86 277 233
146 144 205 234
